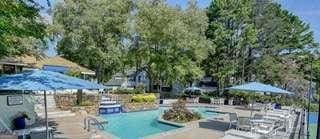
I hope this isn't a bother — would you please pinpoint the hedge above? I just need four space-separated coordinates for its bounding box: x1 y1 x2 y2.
132 94 156 103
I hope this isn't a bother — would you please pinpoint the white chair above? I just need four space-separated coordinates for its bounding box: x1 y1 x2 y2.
219 98 225 105
210 98 220 105
210 98 215 104
224 129 263 139
229 113 238 129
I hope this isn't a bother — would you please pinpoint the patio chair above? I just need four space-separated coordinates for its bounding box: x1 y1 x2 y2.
210 98 215 104
219 98 225 105
228 99 233 105
214 98 220 105
224 129 263 139
252 114 263 120
252 123 282 138
229 113 238 129
194 97 199 103
236 117 253 131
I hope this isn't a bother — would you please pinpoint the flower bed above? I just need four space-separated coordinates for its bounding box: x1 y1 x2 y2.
162 99 201 123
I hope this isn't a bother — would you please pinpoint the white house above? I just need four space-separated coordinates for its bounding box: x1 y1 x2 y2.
105 69 150 91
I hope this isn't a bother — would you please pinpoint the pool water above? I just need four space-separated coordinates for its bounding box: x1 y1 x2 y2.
187 107 220 118
100 107 219 139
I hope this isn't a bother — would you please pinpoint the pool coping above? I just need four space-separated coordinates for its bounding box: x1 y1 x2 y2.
157 115 186 127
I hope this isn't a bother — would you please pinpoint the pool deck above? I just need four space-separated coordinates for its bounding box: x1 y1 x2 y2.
49 104 301 139
148 104 301 139
49 113 113 139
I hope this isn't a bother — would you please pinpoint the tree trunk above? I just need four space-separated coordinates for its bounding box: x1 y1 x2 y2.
96 63 103 83
146 69 154 92
76 89 83 105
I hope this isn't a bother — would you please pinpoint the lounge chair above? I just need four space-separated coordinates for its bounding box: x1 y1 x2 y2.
223 129 263 139
236 117 253 131
229 113 238 129
252 114 263 120
252 123 282 138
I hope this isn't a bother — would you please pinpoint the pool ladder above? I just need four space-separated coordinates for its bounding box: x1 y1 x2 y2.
84 116 108 132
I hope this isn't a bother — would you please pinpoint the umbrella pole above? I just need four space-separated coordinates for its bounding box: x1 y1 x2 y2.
44 90 49 139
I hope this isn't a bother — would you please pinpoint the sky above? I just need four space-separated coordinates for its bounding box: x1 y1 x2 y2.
36 0 320 57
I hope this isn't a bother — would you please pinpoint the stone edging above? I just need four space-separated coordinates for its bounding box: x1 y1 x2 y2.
143 127 192 139
157 116 185 127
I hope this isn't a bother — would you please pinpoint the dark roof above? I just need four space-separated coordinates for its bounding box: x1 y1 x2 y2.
105 78 126 86
112 68 143 78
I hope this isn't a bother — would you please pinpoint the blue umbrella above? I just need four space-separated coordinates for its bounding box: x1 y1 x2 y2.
228 82 293 117
0 70 105 90
228 82 293 94
0 70 105 138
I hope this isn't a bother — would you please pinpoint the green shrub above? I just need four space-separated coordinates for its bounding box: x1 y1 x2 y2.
143 94 156 102
132 94 156 103
79 100 93 106
309 103 319 112
132 95 144 102
136 84 145 93
199 95 211 104
112 88 143 94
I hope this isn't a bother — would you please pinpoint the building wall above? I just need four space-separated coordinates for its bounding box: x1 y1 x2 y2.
132 71 150 90
0 94 36 129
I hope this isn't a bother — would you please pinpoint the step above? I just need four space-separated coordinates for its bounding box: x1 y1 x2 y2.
99 104 121 108
101 97 111 101
100 101 117 105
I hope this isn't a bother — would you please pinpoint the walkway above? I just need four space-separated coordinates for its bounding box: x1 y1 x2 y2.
50 115 111 139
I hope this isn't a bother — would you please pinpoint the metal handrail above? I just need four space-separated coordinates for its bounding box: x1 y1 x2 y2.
84 116 106 132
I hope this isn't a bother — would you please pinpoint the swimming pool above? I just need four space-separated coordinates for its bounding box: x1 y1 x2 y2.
100 107 219 139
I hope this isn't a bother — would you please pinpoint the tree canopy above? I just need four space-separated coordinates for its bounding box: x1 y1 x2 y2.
0 0 47 58
131 0 210 91
53 0 319 95
203 0 318 95
54 0 132 82
54 0 210 90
